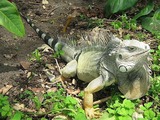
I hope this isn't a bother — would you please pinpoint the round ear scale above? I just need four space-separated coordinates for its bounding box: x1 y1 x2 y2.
118 65 150 99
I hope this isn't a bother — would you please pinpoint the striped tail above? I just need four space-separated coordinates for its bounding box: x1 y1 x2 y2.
21 14 77 62
21 14 58 49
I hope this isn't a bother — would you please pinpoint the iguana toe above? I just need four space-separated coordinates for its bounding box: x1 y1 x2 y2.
85 107 101 119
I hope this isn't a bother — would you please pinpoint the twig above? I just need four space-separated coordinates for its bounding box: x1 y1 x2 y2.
54 58 62 74
93 96 111 105
47 6 60 17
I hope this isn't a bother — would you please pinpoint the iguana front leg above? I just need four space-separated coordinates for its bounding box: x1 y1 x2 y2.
83 76 105 119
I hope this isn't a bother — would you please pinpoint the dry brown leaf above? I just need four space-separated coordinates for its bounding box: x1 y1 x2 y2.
118 28 124 38
23 108 36 113
30 87 45 93
45 64 55 70
13 103 36 112
13 103 40 113
38 44 52 52
13 103 25 110
39 108 46 113
20 61 31 69
0 85 13 94
66 88 80 95
36 92 45 103
47 87 57 92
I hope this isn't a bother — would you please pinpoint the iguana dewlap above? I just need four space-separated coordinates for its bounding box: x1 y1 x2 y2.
23 15 151 118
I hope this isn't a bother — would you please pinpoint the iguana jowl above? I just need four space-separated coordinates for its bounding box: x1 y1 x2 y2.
23 16 151 118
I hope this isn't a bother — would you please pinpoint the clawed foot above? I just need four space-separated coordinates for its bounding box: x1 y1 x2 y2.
85 107 101 119
55 75 68 88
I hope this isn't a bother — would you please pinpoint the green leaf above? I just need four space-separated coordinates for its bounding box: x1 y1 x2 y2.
0 0 25 37
144 109 155 119
140 106 147 111
119 116 132 120
41 118 48 120
123 99 135 109
117 107 128 116
153 9 160 20
98 112 115 120
33 96 42 110
112 100 121 108
2 104 10 111
158 45 160 50
105 0 138 17
65 96 77 105
11 111 23 120
107 108 115 114
133 0 154 20
26 118 32 120
74 112 87 120
141 9 160 34
144 102 153 109
1 110 7 116
142 17 160 33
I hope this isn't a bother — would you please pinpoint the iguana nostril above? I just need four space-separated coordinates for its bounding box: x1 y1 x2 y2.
119 54 122 59
145 45 150 49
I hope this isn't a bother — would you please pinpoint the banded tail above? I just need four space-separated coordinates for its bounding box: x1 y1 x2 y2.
21 14 77 62
21 14 58 50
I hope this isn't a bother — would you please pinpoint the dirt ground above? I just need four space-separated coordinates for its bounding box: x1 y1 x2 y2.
0 0 106 87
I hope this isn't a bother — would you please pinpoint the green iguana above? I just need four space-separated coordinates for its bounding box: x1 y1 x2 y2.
22 15 151 119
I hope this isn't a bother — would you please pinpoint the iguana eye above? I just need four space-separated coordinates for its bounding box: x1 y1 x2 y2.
127 46 136 51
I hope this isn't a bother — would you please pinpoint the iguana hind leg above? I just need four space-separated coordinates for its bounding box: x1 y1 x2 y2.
61 59 77 78
57 60 77 89
83 76 105 119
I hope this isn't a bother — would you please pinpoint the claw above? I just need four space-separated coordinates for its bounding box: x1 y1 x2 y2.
85 107 101 119
55 75 68 88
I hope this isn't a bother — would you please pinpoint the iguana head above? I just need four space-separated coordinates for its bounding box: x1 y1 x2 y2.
115 40 151 99
116 40 150 73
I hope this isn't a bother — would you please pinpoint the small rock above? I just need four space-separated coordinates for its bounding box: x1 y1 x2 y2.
132 112 144 120
72 79 77 85
3 54 17 59
42 0 48 5
27 72 32 78
44 70 56 82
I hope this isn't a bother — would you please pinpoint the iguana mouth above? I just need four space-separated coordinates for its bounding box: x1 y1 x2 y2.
133 49 149 56
125 49 150 60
